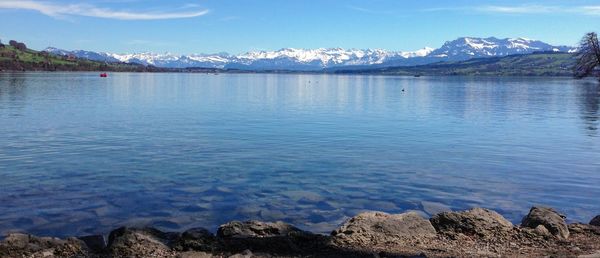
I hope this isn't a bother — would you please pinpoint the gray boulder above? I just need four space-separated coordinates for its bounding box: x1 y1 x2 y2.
430 208 513 237
0 233 87 257
107 227 180 257
590 215 600 226
331 211 436 246
521 206 569 239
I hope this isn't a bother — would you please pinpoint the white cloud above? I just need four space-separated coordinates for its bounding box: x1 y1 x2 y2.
0 0 209 20
347 5 392 15
581 6 600 16
425 4 600 16
476 5 559 14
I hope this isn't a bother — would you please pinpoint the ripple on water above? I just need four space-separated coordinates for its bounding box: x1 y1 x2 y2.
0 73 599 237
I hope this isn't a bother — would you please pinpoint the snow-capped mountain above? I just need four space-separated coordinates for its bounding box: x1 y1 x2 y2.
44 37 574 70
226 47 434 70
428 37 573 60
44 47 120 63
44 47 434 70
106 52 232 68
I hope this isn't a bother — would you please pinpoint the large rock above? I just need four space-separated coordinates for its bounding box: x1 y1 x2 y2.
331 211 436 246
521 206 569 239
0 233 87 257
173 227 217 252
590 215 600 226
430 208 513 237
107 227 180 257
217 221 325 254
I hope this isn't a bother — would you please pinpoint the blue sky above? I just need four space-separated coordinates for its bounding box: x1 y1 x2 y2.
1 0 600 54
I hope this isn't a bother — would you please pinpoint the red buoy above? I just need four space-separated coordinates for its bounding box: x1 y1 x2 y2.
100 73 108 77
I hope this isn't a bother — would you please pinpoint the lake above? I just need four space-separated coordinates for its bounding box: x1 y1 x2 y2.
0 72 599 237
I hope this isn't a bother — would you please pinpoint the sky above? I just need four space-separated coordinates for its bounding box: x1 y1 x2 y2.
1 0 600 54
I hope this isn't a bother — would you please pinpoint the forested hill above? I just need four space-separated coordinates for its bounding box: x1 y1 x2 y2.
0 41 220 73
329 52 577 76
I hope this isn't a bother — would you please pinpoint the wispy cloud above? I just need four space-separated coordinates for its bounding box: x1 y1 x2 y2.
425 4 600 16
476 5 559 14
581 6 600 16
0 0 209 20
347 5 392 15
348 6 376 13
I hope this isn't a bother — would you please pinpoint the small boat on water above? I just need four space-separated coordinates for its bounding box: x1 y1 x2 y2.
413 74 421 77
100 73 108 77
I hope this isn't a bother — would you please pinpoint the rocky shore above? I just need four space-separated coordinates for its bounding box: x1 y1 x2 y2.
1 206 599 258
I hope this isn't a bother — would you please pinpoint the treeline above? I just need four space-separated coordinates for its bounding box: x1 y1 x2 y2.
331 52 577 77
0 42 163 72
0 58 169 72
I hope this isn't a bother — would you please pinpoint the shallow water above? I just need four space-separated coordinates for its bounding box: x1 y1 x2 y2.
0 72 599 237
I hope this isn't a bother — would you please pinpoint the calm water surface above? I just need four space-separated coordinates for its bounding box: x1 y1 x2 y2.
0 72 599 237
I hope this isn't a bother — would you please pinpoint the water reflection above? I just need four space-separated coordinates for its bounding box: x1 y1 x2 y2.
0 73 27 115
576 81 600 136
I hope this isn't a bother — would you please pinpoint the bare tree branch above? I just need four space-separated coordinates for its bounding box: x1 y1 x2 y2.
574 32 600 79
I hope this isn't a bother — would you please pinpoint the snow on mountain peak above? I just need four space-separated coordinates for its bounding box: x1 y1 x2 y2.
429 36 574 59
43 37 575 70
401 47 435 58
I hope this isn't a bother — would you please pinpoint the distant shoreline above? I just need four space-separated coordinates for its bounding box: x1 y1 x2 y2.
0 44 581 77
0 69 578 78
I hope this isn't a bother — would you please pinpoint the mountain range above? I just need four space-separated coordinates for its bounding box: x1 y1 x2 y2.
44 37 576 71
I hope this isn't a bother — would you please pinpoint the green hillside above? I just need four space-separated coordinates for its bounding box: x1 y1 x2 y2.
334 52 577 76
0 45 166 72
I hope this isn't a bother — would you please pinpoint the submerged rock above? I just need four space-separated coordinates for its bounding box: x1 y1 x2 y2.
0 233 87 257
430 208 513 237
107 227 180 257
521 206 570 239
421 201 452 216
590 215 600 227
331 211 436 246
